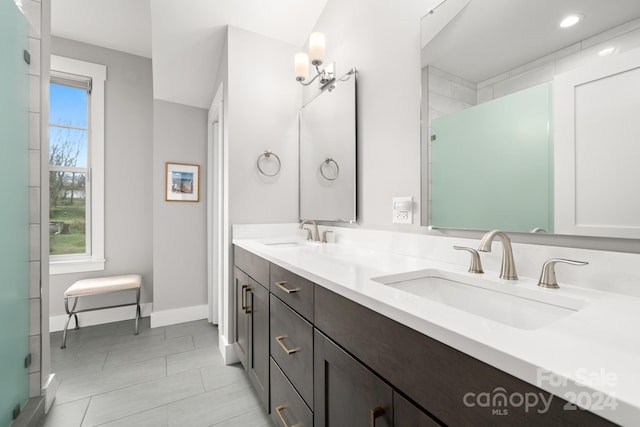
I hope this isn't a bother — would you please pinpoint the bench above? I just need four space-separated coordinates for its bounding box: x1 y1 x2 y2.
61 274 142 349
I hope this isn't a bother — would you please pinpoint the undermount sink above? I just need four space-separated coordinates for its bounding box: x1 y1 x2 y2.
372 269 588 330
261 240 321 248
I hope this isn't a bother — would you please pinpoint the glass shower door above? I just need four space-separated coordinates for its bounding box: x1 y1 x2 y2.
0 0 31 424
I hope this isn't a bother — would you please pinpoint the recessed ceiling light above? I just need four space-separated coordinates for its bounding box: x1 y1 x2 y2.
560 14 583 28
598 46 616 57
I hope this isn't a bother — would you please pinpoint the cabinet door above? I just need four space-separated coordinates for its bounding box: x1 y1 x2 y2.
394 393 440 427
314 330 392 427
234 267 249 368
247 280 270 410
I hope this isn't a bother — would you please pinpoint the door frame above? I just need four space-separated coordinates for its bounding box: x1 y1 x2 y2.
207 84 224 326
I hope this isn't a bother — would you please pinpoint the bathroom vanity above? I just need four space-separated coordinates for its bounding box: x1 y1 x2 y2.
231 228 636 426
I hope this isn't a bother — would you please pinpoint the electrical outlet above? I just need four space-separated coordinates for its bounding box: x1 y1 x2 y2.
392 196 413 224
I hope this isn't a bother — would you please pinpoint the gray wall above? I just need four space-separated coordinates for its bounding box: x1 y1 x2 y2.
211 27 300 356
312 0 430 231
152 100 208 312
49 37 154 316
227 26 301 225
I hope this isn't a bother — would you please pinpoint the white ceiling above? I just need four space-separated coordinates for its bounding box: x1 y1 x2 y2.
52 0 153 58
422 0 640 83
52 0 328 108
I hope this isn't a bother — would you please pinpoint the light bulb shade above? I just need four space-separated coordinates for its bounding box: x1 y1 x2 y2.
295 52 310 81
309 32 325 66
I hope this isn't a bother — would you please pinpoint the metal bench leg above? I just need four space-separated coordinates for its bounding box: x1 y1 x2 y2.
134 287 141 335
61 297 79 349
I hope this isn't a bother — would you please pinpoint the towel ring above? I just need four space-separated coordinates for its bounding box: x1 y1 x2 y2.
320 158 339 181
257 150 281 177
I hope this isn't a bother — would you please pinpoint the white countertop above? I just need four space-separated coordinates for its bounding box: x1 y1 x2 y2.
234 235 640 426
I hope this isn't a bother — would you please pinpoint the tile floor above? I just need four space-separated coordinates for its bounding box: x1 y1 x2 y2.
39 318 272 427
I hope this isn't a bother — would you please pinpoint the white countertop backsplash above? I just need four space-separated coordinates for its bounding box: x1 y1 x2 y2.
232 223 640 425
234 223 640 298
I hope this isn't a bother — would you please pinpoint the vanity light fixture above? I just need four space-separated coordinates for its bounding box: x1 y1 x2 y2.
294 32 335 88
560 14 583 28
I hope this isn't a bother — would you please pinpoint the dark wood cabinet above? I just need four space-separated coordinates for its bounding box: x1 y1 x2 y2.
270 263 315 322
270 294 314 408
394 393 440 427
314 284 614 427
233 247 270 410
314 329 393 427
270 359 313 427
233 267 249 366
247 279 269 410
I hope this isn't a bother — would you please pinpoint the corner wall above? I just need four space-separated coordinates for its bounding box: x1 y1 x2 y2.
227 26 301 225
151 100 208 326
213 26 301 362
48 38 154 326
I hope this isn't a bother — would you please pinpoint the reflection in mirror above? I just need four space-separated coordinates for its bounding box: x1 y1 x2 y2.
430 82 552 232
299 70 357 222
421 0 640 238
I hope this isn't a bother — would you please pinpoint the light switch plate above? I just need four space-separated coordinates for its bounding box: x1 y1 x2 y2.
392 196 413 224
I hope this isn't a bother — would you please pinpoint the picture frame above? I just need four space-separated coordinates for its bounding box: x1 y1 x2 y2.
165 162 200 202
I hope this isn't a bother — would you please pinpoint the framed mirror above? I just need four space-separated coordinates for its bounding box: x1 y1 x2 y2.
420 0 640 240
299 70 357 222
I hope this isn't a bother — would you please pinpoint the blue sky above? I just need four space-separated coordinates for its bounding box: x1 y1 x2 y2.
49 83 88 167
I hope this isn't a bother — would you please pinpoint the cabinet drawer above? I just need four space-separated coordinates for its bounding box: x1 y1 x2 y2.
270 294 313 409
234 245 269 288
270 263 314 321
270 358 313 427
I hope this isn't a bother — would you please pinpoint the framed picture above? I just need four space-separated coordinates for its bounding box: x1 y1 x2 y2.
166 162 200 202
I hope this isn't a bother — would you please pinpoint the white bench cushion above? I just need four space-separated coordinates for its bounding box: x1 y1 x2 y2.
64 274 142 297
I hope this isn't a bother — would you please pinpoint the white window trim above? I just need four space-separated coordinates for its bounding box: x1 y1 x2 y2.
50 55 106 275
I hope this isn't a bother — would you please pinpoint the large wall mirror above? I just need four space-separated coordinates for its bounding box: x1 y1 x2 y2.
299 70 357 222
420 0 640 240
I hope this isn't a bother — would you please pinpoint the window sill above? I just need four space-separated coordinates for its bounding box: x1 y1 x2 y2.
50 258 106 275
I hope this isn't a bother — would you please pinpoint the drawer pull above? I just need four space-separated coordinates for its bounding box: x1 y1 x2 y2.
241 284 248 311
275 281 301 294
370 406 384 427
275 335 301 354
275 404 302 427
244 287 252 314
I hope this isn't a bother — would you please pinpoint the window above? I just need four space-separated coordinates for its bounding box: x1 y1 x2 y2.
49 56 106 274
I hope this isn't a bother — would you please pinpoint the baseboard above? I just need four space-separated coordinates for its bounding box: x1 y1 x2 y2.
219 334 240 365
49 303 153 332
11 396 44 427
41 373 59 412
150 304 208 328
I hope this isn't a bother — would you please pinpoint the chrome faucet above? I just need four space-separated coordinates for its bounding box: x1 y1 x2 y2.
477 230 518 280
299 219 320 241
453 246 484 274
537 258 588 289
